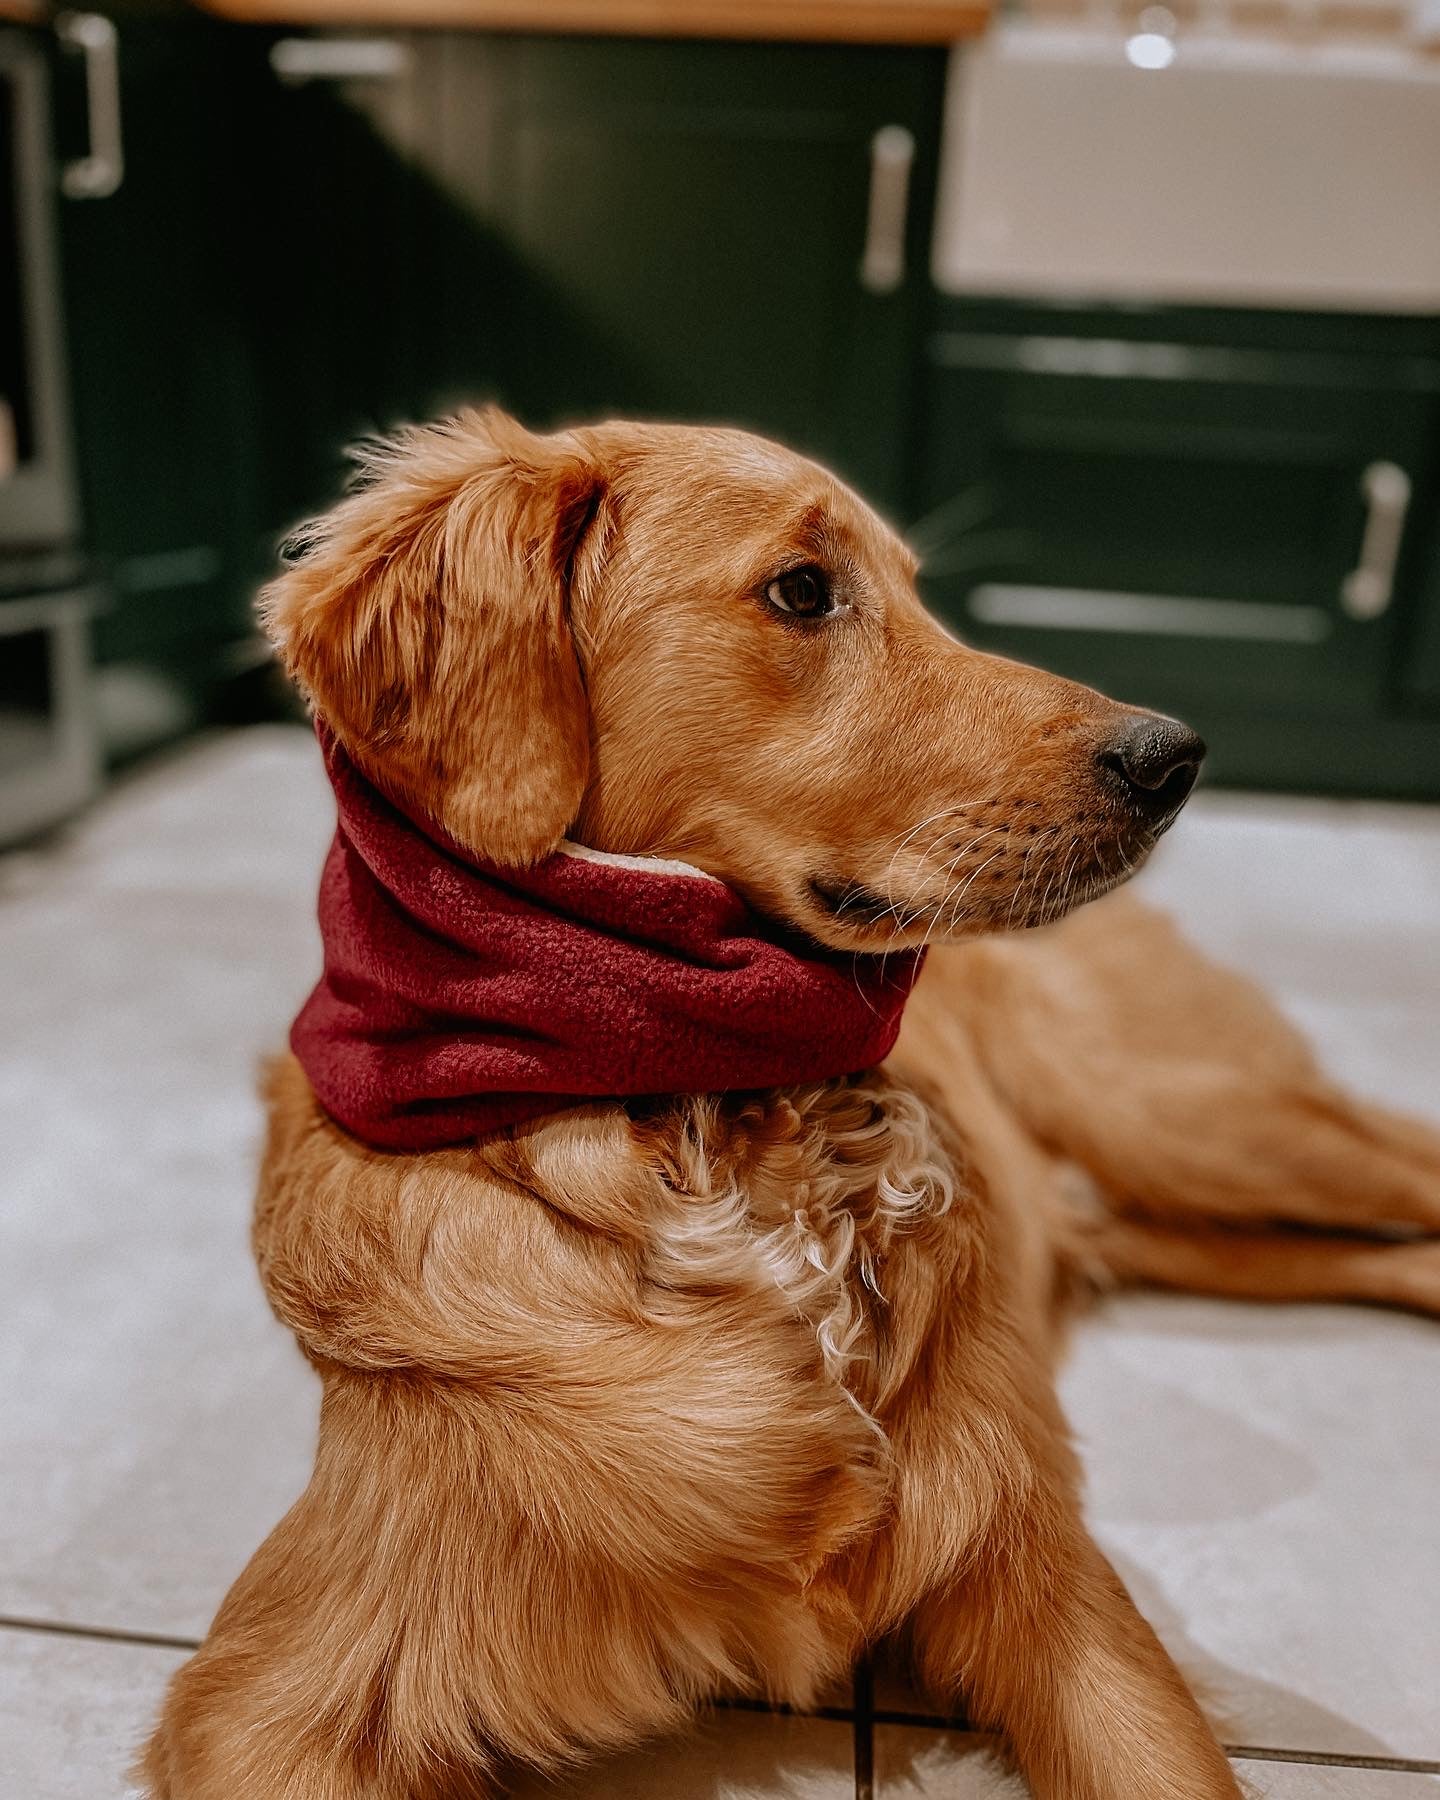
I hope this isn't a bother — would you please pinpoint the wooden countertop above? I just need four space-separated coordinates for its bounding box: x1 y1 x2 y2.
197 0 989 43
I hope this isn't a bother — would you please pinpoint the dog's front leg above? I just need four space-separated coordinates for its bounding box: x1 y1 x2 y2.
861 1247 1240 1800
908 1468 1240 1800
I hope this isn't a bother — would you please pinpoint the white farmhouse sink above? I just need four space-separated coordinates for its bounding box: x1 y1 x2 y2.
933 25 1440 311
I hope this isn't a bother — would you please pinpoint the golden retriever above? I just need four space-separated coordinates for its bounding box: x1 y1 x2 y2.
141 409 1440 1800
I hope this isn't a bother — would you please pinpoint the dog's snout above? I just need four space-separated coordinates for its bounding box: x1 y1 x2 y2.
1099 714 1206 816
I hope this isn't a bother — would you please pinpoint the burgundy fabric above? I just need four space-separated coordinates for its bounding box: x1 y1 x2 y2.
291 727 923 1150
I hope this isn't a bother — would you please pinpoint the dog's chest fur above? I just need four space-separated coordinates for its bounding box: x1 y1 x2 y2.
632 1075 962 1412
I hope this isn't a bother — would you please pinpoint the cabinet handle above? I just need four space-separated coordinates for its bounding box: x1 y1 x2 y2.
268 37 412 84
57 13 124 200
1341 460 1411 621
859 124 915 296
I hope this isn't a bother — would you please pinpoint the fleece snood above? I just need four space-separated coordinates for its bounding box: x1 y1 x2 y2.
291 726 923 1150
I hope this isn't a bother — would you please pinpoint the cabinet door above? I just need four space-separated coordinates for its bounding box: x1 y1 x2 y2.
914 329 1440 725
1402 530 1440 711
432 37 943 512
55 16 263 673
242 31 471 532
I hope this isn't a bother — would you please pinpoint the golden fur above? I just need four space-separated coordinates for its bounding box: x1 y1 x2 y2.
142 411 1440 1800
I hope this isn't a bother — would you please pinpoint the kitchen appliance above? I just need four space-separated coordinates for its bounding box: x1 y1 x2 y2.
1 23 102 844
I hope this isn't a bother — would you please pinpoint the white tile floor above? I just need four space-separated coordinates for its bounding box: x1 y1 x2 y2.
2 726 1438 1799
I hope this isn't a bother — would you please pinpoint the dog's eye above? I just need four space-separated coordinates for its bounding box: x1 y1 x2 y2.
765 565 835 619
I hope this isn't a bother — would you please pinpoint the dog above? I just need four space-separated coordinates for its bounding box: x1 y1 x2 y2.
141 409 1440 1800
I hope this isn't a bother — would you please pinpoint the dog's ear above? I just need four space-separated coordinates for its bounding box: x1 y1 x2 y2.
261 408 609 865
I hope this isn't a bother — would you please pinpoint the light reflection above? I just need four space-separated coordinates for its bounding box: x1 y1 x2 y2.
1125 29 1178 67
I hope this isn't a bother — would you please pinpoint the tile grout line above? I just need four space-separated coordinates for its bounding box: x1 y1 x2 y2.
867 1711 1440 1778
714 1695 854 1723
0 1614 201 1654
853 1654 875 1800
4 1616 1437 1782
1223 1744 1440 1776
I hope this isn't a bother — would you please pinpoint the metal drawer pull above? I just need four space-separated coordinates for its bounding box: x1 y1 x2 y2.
269 37 412 84
1341 460 1411 621
859 124 915 296
57 13 124 200
969 585 1331 644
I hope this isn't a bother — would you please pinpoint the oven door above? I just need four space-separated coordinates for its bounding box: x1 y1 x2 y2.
0 586 100 843
0 27 80 553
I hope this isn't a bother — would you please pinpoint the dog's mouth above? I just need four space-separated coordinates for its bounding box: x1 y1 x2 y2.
806 876 897 930
805 829 1160 951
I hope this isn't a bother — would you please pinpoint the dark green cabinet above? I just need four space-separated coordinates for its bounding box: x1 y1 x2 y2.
445 37 944 511
914 303 1440 796
240 33 474 531
49 22 944 742
245 33 943 523
54 18 264 690
41 19 1440 795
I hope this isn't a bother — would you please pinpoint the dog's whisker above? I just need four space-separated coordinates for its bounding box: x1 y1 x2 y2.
1004 828 1047 931
931 846 1008 943
879 804 988 924
856 817 1020 948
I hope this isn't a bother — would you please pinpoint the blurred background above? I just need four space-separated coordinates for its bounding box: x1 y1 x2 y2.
4 0 1440 834
3 5 1440 1798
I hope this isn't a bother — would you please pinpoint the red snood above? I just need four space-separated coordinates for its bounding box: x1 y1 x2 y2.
291 726 923 1151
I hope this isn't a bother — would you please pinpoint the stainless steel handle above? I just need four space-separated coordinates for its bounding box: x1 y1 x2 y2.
859 124 915 296
57 13 123 200
1341 460 1412 621
269 37 412 84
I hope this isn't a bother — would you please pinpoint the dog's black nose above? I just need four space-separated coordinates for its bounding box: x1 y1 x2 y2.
1100 714 1206 815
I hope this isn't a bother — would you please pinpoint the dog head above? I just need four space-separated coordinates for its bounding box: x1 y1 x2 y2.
262 408 1202 950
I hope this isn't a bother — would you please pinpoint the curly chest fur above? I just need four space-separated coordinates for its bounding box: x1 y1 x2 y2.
630 1074 967 1418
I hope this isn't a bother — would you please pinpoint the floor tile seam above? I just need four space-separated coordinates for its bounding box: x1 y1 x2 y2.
1223 1745 1440 1776
0 1614 201 1654
5 1617 1436 1782
854 1656 875 1800
869 1718 1440 1778
713 1696 855 1723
